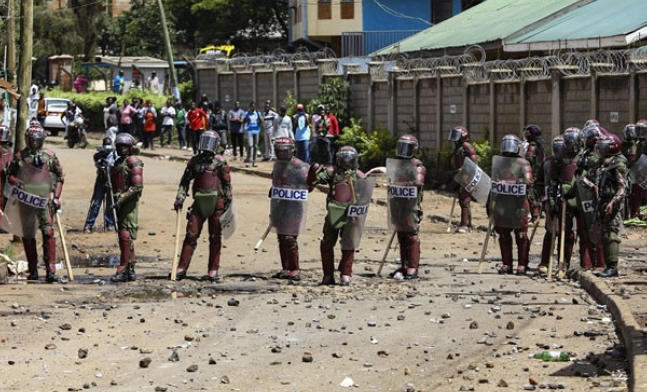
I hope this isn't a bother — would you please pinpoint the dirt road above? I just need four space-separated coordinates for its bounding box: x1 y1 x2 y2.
0 143 631 391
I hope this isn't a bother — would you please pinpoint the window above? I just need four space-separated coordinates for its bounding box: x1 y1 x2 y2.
341 0 354 19
318 0 331 20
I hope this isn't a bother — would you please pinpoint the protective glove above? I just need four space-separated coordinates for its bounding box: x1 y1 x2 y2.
174 198 183 211
52 197 61 211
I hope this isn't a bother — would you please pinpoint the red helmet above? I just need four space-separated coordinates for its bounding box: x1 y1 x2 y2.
115 132 136 155
448 126 469 143
596 133 621 158
274 137 295 161
523 124 542 142
552 135 565 157
29 118 42 129
26 125 46 151
395 134 419 158
562 127 581 156
500 134 521 156
583 119 600 129
336 146 358 170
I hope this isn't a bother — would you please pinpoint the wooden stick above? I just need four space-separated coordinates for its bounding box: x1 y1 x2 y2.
376 230 397 277
529 213 541 244
55 210 74 281
254 223 272 253
170 210 183 281
557 199 567 280
546 216 557 279
446 197 456 233
476 221 493 274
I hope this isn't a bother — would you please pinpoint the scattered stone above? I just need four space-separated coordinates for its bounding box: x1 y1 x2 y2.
506 321 515 330
209 357 217 365
59 323 72 330
139 347 153 354
227 298 240 306
397 315 405 321
441 313 451 319
154 387 168 392
221 375 230 384
529 376 539 385
186 364 198 372
302 352 313 362
485 361 494 369
377 350 389 357
168 350 179 362
271 346 282 353
367 321 377 327
332 352 343 358
469 321 479 329
404 367 411 375
78 348 88 359
139 358 152 368
522 384 536 391
45 343 56 350
497 379 508 387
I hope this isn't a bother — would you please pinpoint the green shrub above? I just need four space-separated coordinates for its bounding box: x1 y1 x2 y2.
44 88 170 132
335 118 398 171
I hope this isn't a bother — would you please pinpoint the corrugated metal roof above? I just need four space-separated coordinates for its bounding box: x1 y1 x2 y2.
504 0 647 51
373 0 581 56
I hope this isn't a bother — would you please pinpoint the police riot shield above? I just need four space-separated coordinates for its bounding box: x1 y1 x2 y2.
453 158 491 207
629 154 647 190
386 158 420 232
1 164 54 239
575 177 598 244
489 155 530 229
220 198 237 240
340 177 376 250
269 160 309 236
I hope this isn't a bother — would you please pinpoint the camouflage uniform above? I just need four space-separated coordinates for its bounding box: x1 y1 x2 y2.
451 141 477 231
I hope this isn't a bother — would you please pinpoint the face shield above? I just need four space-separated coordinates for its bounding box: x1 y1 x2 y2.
500 137 519 155
336 149 358 170
199 132 219 154
595 139 611 158
448 128 463 142
552 141 565 158
637 124 647 140
395 140 416 158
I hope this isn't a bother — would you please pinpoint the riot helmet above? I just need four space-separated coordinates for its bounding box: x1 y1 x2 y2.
581 125 601 149
26 125 45 151
552 135 565 158
29 118 42 129
562 127 581 156
198 130 220 154
395 134 419 159
523 124 542 142
637 120 647 140
336 146 358 170
500 134 521 156
624 124 638 141
448 126 469 143
274 137 295 161
0 125 10 143
583 119 600 129
115 133 136 156
595 134 621 158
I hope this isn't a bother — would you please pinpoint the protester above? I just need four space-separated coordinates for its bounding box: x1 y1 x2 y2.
273 105 294 140
243 101 262 167
228 101 245 160
176 103 187 150
263 100 278 161
187 102 209 154
113 70 125 94
119 99 138 135
160 99 176 148
293 104 311 163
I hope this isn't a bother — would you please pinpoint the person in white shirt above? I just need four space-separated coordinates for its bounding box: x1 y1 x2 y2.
148 71 160 94
160 99 176 147
273 105 294 140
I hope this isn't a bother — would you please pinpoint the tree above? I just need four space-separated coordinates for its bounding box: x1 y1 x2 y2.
69 0 105 60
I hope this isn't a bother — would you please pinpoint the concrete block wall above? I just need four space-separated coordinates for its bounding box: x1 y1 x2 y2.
198 64 647 155
418 78 438 150
467 83 490 142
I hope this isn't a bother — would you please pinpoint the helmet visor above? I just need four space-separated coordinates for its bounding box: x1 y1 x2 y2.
500 138 519 155
275 144 294 161
595 139 610 158
552 141 565 157
199 133 218 153
395 140 416 158
637 124 647 140
336 151 357 169
448 128 462 142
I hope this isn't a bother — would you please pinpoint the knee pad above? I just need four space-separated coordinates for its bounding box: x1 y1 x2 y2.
283 235 298 250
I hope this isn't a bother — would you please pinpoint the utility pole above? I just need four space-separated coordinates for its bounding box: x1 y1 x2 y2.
6 0 16 82
156 0 180 104
16 0 34 151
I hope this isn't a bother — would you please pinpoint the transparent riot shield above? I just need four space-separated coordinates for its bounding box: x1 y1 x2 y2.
454 158 491 207
269 160 309 236
340 177 376 250
386 158 420 232
629 154 647 190
489 155 530 229
575 177 598 244
220 199 237 239
2 164 54 239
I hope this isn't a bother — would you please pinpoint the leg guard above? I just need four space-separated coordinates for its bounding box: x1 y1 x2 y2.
42 228 57 273
207 232 222 272
540 232 552 267
339 249 354 277
177 213 203 272
23 238 39 277
602 232 621 270
575 212 593 269
118 229 132 269
277 235 289 271
405 234 421 270
283 235 299 272
397 232 409 269
320 240 335 277
515 230 529 268
495 227 513 267
459 190 472 228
